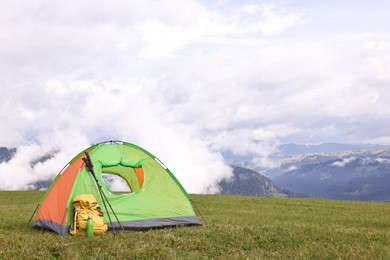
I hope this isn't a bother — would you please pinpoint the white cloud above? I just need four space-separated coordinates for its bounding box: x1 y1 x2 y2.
375 158 390 164
0 79 233 193
286 165 298 172
319 173 333 181
1 0 390 192
253 125 299 141
235 4 308 35
332 157 356 167
0 130 90 190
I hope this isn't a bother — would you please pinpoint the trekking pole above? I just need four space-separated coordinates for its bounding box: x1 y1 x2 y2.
96 182 125 232
83 152 124 232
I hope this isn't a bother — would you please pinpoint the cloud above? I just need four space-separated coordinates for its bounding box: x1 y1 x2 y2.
319 173 333 181
0 130 90 190
0 80 233 193
235 4 308 35
332 156 390 168
149 34 390 146
332 157 356 167
1 0 390 192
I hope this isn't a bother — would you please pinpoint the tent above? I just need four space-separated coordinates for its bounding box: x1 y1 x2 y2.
31 141 201 235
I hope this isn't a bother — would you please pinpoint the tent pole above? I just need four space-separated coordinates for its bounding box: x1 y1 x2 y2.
191 200 208 227
27 203 40 227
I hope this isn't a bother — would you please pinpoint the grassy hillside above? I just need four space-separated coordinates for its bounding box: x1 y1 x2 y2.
1 191 390 259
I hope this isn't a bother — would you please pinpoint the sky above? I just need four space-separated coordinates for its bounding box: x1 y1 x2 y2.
1 0 390 192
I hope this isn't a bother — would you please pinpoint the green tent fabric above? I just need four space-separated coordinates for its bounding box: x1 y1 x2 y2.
32 141 201 235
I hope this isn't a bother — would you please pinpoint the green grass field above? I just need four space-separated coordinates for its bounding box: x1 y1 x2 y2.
1 191 390 259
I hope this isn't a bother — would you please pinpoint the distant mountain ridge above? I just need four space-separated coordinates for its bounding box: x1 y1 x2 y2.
223 142 384 167
277 143 383 157
218 166 309 198
270 146 390 202
2 143 390 201
0 145 309 197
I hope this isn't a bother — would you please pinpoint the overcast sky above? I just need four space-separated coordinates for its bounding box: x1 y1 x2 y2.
1 0 390 192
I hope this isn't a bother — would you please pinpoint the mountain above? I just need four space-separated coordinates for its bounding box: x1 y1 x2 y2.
218 166 309 198
2 143 389 201
277 143 382 157
270 147 390 201
0 147 16 163
222 142 384 168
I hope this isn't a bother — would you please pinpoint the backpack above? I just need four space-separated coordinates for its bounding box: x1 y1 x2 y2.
70 194 108 236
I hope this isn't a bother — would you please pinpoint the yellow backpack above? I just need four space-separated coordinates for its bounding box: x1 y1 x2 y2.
70 194 108 236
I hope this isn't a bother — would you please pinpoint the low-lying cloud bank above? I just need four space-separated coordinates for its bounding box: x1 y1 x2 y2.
1 1 390 192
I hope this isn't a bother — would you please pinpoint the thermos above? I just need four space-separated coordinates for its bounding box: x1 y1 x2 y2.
86 215 94 237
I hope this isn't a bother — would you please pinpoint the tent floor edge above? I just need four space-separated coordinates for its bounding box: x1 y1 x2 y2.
32 220 70 235
107 216 202 231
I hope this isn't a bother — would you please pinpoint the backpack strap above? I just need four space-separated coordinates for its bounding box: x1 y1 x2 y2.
72 210 78 235
71 205 80 235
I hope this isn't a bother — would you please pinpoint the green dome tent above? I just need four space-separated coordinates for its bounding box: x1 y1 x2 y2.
31 141 201 235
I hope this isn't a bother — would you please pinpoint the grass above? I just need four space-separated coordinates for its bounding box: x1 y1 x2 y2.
1 191 390 259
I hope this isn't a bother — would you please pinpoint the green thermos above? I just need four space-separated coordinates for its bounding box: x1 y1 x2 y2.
86 215 94 237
